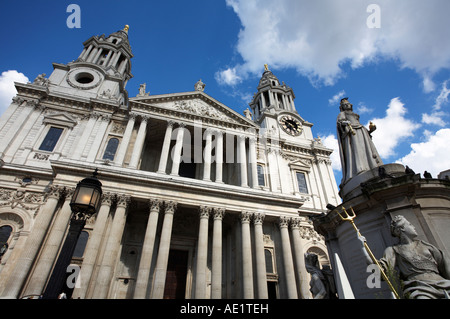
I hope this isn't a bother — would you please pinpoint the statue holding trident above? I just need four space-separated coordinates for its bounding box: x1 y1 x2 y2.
340 207 450 298
337 98 383 186
360 215 450 299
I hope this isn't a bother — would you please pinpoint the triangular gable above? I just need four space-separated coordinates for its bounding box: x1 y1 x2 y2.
43 112 78 128
130 91 257 128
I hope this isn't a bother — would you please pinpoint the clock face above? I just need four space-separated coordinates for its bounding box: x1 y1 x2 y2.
279 115 302 136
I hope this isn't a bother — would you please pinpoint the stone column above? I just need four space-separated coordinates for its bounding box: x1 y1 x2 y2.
238 135 248 187
72 193 114 299
23 188 74 297
128 116 148 169
203 129 213 181
87 113 111 162
0 100 38 158
279 216 298 299
170 124 185 176
195 206 210 298
157 121 174 174
241 211 254 299
114 113 136 166
0 186 62 298
92 195 130 299
211 208 225 299
134 199 162 299
72 113 98 160
151 201 177 299
253 213 268 299
290 218 310 299
248 137 259 188
215 131 224 183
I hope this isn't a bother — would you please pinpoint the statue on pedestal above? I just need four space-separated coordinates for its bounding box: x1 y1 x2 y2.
359 215 450 299
305 253 337 299
337 98 383 185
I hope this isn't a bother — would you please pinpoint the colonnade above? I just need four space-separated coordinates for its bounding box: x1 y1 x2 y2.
0 186 311 299
112 116 259 188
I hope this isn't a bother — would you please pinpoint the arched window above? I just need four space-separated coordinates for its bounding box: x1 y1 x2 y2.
103 138 119 161
72 231 89 258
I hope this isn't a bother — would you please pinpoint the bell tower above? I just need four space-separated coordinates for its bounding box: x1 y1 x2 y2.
250 65 310 139
47 25 133 106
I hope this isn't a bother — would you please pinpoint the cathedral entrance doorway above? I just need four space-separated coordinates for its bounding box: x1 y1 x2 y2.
163 249 189 299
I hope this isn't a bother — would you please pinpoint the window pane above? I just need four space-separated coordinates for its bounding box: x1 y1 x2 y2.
39 127 63 152
296 172 308 193
257 165 265 186
102 138 119 160
265 249 273 273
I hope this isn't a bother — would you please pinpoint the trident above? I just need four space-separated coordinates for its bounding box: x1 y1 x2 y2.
338 206 401 299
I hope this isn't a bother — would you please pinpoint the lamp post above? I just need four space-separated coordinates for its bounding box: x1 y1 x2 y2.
42 169 102 299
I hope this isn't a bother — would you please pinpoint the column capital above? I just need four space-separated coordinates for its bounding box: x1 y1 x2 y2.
164 200 177 214
253 212 265 225
213 207 225 220
199 206 211 219
167 120 175 128
290 217 302 229
116 194 131 208
149 198 162 212
278 216 290 229
46 185 64 200
101 192 114 207
63 187 76 201
240 211 253 224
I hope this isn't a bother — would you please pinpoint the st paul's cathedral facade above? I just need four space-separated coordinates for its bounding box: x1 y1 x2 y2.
0 26 340 299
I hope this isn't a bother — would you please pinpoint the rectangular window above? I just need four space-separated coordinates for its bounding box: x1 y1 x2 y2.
296 172 308 193
257 165 265 186
39 127 63 152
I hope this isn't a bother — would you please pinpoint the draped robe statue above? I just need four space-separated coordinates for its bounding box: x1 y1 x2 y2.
360 215 450 299
337 98 383 185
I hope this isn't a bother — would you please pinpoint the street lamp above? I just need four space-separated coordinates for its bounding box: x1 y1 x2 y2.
42 169 102 299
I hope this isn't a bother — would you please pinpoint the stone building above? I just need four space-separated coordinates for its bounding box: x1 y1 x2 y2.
0 26 340 299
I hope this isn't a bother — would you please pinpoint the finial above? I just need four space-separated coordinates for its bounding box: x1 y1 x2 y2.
123 25 129 33
264 64 269 71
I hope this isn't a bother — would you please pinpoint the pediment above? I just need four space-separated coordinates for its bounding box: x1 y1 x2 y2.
43 112 78 128
130 91 256 128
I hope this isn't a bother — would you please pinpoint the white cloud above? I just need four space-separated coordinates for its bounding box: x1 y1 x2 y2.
432 80 450 111
328 90 346 106
219 0 450 88
214 67 243 86
397 128 450 177
421 111 447 127
321 134 341 172
368 97 421 158
421 80 450 126
0 70 29 115
355 102 373 115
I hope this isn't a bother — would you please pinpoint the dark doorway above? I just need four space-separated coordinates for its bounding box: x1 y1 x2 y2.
267 281 278 299
163 249 189 299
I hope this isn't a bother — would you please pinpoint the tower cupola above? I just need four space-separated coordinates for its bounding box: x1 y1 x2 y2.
249 64 297 122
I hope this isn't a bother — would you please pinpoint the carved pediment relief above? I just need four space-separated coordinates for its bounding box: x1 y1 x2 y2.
130 92 256 127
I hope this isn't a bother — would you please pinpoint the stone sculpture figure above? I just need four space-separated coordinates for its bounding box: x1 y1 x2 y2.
337 98 383 185
305 253 337 299
359 215 450 299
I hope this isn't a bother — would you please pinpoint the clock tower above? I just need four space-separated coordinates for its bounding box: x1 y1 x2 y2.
249 65 314 141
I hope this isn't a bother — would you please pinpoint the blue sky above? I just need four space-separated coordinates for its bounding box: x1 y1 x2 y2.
1 0 450 186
